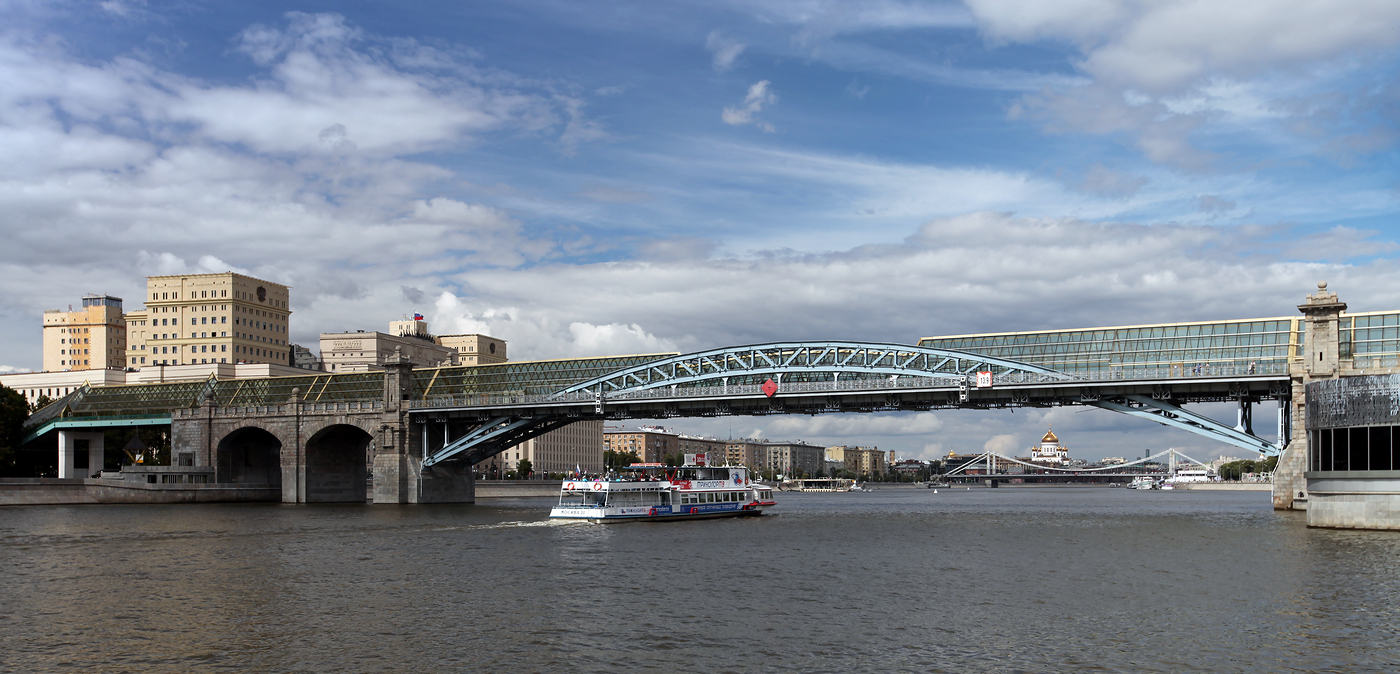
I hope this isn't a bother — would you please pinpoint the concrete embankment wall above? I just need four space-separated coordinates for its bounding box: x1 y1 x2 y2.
0 478 281 506
473 480 563 498
1173 482 1272 491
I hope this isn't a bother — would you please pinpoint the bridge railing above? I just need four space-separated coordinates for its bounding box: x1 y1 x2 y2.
172 400 385 418
407 363 1287 410
1353 356 1400 370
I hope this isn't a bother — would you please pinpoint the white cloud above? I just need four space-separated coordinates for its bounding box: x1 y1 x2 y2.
575 185 653 203
983 434 1020 454
426 292 677 359
763 412 944 437
567 322 678 356
1074 164 1149 198
735 0 975 40
967 0 1400 92
706 31 746 71
966 0 1400 167
722 80 777 132
0 13 603 365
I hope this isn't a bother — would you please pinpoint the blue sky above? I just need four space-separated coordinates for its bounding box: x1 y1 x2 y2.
4 0 1400 460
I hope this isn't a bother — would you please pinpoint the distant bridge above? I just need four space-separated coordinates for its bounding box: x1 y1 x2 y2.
941 448 1207 481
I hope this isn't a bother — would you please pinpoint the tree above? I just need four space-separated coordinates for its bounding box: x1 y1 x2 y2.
516 457 533 479
604 449 641 469
0 385 30 475
28 394 55 415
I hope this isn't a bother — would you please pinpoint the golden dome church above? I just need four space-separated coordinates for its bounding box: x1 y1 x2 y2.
1030 427 1070 465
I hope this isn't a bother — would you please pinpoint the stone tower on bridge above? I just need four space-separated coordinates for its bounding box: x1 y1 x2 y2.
1274 282 1347 510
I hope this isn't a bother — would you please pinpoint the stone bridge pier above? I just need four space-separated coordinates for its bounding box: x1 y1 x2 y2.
171 353 473 503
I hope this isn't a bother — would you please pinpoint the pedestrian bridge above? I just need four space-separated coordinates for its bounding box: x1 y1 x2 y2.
17 285 1389 505
21 340 1288 501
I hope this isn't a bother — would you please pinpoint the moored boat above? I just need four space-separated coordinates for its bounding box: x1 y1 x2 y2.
550 463 776 522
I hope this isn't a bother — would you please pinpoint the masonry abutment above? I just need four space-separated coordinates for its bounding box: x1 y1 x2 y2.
1274 281 1346 510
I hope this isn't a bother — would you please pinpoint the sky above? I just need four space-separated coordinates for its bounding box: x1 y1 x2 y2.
4 0 1400 462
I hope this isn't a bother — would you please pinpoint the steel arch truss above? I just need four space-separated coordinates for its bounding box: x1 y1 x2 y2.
422 415 579 468
1091 395 1280 456
557 341 1070 396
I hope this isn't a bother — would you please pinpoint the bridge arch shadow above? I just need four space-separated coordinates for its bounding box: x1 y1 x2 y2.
305 424 373 503
216 426 282 486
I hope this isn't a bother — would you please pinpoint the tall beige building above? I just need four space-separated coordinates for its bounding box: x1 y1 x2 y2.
42 295 126 372
826 445 887 476
320 320 456 371
725 439 768 471
319 318 506 371
126 273 292 367
603 426 678 463
436 334 508 365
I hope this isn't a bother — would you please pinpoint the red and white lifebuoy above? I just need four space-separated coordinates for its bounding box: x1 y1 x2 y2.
592 483 603 491
565 482 575 491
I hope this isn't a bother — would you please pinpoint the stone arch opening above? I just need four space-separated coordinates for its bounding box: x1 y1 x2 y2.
304 424 374 503
216 426 283 486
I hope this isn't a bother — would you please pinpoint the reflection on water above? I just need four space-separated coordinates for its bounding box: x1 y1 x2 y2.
2 488 1398 672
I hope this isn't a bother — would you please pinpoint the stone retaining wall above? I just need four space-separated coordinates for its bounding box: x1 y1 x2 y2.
0 478 280 506
474 480 562 498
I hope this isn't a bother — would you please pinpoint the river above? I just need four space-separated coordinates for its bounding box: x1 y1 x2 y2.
2 486 1398 673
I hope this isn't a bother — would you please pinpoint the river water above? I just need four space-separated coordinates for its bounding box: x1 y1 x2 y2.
2 486 1398 673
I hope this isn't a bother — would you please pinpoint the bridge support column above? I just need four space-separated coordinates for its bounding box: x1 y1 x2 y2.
369 348 475 504
370 431 475 503
57 430 104 479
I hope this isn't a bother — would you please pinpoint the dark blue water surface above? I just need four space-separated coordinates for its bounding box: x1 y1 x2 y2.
3 486 1398 673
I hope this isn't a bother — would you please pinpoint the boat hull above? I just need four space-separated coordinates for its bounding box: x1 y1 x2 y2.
550 503 773 523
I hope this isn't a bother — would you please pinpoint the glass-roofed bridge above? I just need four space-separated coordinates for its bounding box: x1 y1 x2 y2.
14 282 1391 508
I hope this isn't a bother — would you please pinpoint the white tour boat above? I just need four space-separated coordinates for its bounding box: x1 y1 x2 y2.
1165 468 1216 484
550 463 776 522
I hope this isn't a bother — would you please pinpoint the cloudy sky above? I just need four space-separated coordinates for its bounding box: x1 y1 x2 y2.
4 0 1400 461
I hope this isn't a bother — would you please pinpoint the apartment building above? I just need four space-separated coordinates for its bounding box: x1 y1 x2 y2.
826 445 888 476
126 273 292 367
603 426 678 463
42 294 126 372
437 333 508 365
